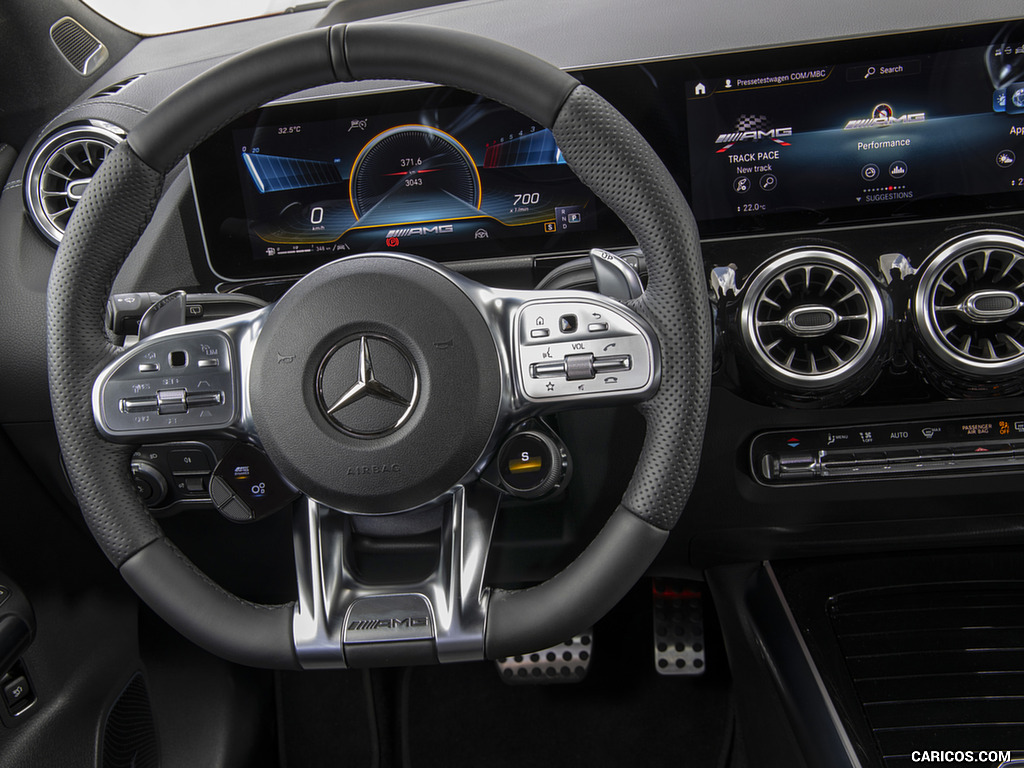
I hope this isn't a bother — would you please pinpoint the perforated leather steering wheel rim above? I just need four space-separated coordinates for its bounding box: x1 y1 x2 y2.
46 23 711 667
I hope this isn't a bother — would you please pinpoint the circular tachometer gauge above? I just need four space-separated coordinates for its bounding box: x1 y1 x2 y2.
349 125 481 219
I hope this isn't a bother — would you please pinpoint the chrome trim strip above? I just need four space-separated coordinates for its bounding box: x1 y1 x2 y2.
763 562 863 768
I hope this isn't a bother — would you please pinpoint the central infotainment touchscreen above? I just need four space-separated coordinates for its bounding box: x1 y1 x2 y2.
683 24 1024 233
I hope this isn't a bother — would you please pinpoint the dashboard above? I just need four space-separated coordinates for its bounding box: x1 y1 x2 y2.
9 4 1024 767
6 5 1024 766
5 0 1024 574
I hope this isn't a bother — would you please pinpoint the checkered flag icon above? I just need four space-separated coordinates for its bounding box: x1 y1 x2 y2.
734 114 771 132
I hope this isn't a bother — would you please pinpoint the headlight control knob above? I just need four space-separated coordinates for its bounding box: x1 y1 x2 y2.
130 460 168 506
497 430 568 499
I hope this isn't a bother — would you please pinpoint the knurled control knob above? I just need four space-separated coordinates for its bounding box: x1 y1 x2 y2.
130 460 169 507
497 431 567 499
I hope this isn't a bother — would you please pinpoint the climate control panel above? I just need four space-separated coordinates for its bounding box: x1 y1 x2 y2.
753 413 1024 484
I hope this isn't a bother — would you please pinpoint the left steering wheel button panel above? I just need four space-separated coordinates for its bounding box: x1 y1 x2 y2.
95 332 236 439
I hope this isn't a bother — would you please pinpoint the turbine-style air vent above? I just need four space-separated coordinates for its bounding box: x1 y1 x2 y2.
914 232 1024 376
24 123 124 244
740 249 885 389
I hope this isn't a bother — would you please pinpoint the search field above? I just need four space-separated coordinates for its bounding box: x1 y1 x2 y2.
846 60 922 82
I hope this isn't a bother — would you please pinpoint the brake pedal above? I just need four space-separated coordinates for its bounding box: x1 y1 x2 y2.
495 630 593 685
653 580 705 676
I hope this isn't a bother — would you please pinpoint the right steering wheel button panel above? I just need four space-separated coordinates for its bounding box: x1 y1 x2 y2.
516 299 653 400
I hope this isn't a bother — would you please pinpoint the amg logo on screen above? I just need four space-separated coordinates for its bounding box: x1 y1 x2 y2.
385 224 454 238
348 617 430 631
714 127 792 144
843 103 926 130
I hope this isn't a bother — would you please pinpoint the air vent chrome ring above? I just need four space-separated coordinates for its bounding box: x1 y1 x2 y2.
740 249 886 389
914 232 1024 376
24 122 124 244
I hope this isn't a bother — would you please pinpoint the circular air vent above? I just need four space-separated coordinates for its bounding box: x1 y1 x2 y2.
914 232 1024 376
24 121 124 244
740 249 885 389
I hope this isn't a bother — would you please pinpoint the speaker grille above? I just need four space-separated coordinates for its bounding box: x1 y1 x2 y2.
49 17 108 76
914 232 1024 376
740 249 885 389
24 122 124 244
101 673 159 768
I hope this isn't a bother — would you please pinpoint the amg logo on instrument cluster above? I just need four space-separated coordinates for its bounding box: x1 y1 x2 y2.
385 224 454 238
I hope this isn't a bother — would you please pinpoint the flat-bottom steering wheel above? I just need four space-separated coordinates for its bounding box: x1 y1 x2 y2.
47 23 711 668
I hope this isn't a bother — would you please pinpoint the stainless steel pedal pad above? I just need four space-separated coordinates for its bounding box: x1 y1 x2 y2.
653 580 706 676
495 630 593 685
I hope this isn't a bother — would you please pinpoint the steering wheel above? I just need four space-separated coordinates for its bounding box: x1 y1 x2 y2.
46 23 710 668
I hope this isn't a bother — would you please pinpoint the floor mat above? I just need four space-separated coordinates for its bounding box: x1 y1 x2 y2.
401 586 733 768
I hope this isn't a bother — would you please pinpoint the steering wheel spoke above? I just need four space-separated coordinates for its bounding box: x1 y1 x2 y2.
292 483 500 668
92 306 269 443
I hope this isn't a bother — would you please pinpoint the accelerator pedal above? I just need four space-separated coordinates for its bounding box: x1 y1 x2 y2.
496 630 593 685
653 580 706 676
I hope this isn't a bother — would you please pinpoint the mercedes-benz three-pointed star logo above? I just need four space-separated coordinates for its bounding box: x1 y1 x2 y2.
316 335 419 437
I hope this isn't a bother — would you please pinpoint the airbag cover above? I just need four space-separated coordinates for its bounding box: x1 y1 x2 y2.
250 254 501 514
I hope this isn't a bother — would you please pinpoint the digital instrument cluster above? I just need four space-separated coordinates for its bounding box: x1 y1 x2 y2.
190 90 612 279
